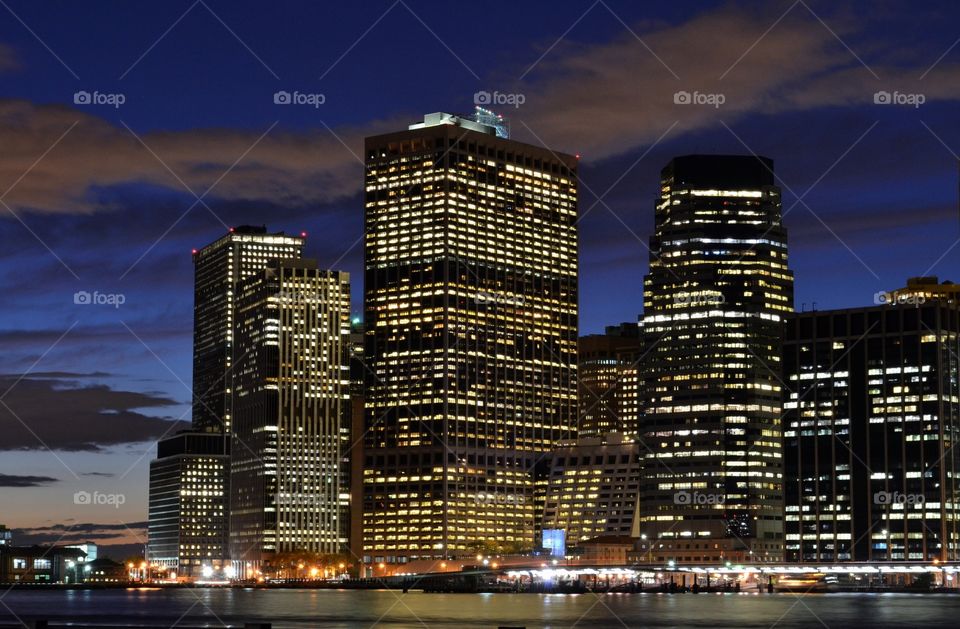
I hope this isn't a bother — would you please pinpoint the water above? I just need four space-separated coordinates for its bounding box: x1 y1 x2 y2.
1 589 959 628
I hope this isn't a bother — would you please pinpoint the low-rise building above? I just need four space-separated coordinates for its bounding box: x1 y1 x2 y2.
540 433 641 546
571 535 635 566
82 557 128 584
0 545 86 583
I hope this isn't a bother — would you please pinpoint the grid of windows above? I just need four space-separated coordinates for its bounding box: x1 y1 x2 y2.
230 261 351 567
638 155 794 563
541 434 641 543
362 114 578 561
191 227 304 433
783 302 960 562
147 432 229 577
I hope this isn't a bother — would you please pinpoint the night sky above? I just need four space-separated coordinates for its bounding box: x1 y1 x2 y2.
1 0 959 557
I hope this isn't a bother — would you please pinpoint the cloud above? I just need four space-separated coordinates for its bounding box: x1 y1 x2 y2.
0 374 188 451
0 473 58 487
0 99 401 215
509 3 960 159
2 6 959 217
0 43 18 73
0 371 112 379
11 521 146 547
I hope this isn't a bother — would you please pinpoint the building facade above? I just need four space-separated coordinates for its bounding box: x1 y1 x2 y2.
578 323 641 437
230 259 350 569
362 112 579 564
0 546 86 584
147 431 230 578
148 226 304 578
191 225 304 433
783 296 960 562
541 433 641 545
638 155 793 563
883 275 960 305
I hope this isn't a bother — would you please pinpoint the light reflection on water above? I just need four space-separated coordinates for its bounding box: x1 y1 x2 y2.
2 589 958 628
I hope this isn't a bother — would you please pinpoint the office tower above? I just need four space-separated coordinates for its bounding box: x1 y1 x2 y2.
541 432 641 546
638 155 793 563
147 431 229 578
783 288 960 562
229 259 350 569
192 226 304 433
362 112 578 565
147 226 303 578
578 323 642 437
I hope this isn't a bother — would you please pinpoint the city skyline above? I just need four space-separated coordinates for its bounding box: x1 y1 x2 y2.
3 0 960 564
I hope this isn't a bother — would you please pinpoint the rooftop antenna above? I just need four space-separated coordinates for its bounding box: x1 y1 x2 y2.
471 106 509 139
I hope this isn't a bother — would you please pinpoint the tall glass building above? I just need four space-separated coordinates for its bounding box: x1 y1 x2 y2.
148 226 303 578
783 286 960 562
362 112 578 565
229 260 351 570
192 226 304 434
638 155 793 563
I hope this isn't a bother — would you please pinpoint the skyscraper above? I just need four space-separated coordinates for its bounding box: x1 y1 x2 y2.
783 283 960 562
229 259 350 569
578 322 641 437
148 226 304 577
638 155 793 563
192 226 304 433
362 112 578 565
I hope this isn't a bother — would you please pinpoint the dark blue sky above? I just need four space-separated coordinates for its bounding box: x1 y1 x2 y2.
1 0 959 550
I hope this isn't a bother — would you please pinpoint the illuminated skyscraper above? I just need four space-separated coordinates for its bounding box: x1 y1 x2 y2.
638 155 793 563
229 260 351 568
783 290 960 562
578 323 641 437
362 112 578 565
148 226 304 577
192 226 304 434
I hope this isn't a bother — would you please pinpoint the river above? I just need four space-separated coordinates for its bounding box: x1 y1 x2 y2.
2 589 959 627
